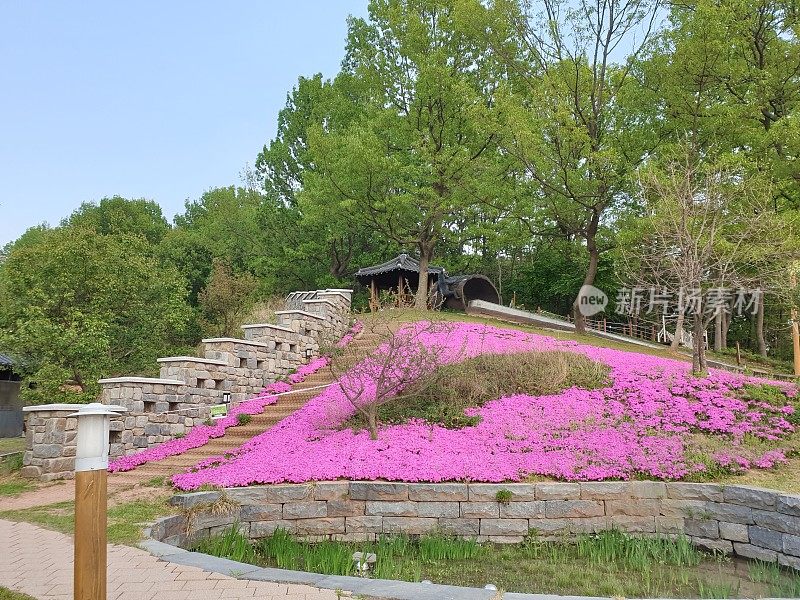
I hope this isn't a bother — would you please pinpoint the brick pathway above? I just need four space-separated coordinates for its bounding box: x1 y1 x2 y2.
0 520 341 600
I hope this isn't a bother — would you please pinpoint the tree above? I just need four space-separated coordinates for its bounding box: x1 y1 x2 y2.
0 227 191 403
327 315 453 439
198 259 259 338
485 0 663 331
622 146 792 372
64 196 171 244
302 0 503 309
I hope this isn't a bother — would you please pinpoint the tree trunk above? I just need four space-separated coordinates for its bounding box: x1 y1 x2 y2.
756 293 767 357
367 409 378 441
415 243 434 310
721 311 730 349
670 312 685 350
714 311 723 352
692 313 707 374
573 232 601 334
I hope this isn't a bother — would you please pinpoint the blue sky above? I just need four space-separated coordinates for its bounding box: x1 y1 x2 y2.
0 1 368 246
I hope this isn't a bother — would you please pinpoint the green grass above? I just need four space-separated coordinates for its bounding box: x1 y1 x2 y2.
0 497 174 545
0 587 37 600
193 527 800 598
0 437 25 455
0 480 31 496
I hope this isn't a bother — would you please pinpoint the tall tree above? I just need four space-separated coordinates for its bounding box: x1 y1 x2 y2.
302 0 503 309
486 0 663 331
64 196 171 244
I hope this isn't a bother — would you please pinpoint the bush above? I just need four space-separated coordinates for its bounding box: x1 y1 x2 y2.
345 350 609 430
236 413 252 426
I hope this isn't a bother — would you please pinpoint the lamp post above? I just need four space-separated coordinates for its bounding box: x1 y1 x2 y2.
69 403 126 600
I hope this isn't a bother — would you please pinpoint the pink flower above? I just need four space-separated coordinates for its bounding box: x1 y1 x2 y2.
168 322 797 490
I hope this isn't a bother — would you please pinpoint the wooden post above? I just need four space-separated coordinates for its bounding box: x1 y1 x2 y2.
736 341 742 366
369 279 377 312
74 467 107 600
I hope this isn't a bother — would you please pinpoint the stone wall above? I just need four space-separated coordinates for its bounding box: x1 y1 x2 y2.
21 288 352 481
152 481 800 571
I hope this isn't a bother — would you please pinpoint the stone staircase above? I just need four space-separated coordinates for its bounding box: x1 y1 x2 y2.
107 327 387 489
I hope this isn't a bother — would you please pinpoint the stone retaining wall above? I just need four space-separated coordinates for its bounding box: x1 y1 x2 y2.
152 481 800 571
21 288 352 481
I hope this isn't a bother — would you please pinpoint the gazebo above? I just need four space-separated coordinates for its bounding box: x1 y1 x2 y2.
355 253 501 311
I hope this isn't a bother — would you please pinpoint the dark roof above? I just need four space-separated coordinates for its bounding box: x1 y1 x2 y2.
0 354 13 368
355 254 445 278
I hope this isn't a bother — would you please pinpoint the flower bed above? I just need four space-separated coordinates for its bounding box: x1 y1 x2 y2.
108 321 363 473
171 322 797 490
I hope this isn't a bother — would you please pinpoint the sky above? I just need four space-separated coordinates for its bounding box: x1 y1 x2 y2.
0 1 368 246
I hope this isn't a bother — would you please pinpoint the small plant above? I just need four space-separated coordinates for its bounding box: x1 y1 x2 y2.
495 489 513 504
173 432 185 439
203 418 215 427
236 413 252 426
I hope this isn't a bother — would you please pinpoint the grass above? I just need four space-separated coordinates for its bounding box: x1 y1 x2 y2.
0 450 32 497
0 437 25 455
0 496 175 545
0 588 37 600
194 527 800 598
344 350 609 430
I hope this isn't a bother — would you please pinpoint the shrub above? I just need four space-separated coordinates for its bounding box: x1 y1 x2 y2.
345 350 609 430
236 413 252 426
495 489 513 504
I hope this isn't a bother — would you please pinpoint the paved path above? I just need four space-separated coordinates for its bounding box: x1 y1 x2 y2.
0 520 341 600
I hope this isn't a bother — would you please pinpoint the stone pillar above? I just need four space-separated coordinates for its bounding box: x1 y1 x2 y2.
21 404 80 481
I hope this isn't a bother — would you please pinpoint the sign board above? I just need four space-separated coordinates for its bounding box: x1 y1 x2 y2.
209 403 228 420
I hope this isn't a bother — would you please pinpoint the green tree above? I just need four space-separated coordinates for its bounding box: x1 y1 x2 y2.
302 0 503 309
485 0 663 331
64 196 171 244
198 259 259 337
0 227 190 404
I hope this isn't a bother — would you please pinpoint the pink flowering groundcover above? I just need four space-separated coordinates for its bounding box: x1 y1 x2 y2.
170 322 798 490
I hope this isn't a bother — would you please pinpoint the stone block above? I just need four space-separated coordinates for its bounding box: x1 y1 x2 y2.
605 499 660 517
365 501 417 517
579 482 629 500
460 502 499 518
753 510 800 535
250 520 297 538
226 484 312 504
705 502 753 525
776 494 800 517
749 526 784 552
32 444 62 459
283 502 327 519
312 481 350 500
655 516 684 534
415 502 460 518
568 517 609 534
239 503 282 522
628 481 667 499
693 538 733 554
345 516 383 533
535 483 580 500
733 542 777 562
666 483 723 502
608 515 656 533
293 517 345 535
719 522 749 543
499 501 545 519
723 486 776 511
144 424 161 436
408 483 468 502
784 533 800 557
779 553 800 570
480 519 528 536
437 518 480 536
488 535 525 544
331 533 376 543
659 499 708 518
466 484 532 502
544 500 604 518
685 519 719 538
382 517 438 535
349 482 408 501
326 500 365 517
